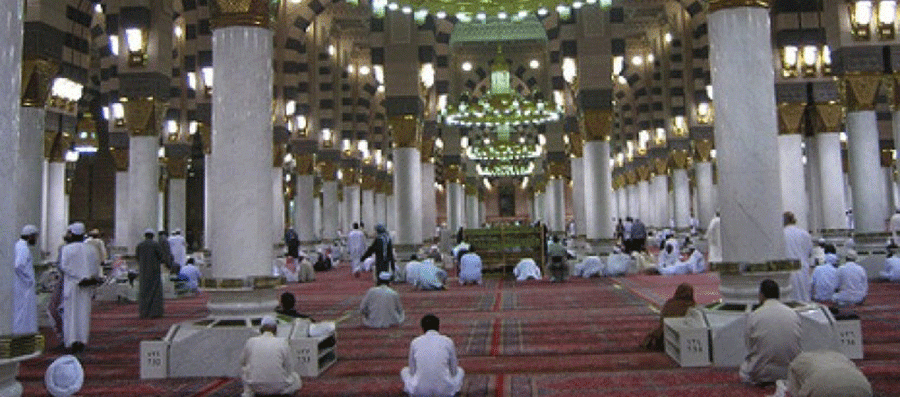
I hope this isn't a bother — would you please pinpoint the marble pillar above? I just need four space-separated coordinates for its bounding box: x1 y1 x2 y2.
374 190 386 229
571 157 585 237
421 161 436 241
204 154 212 249
168 178 186 234
652 174 669 229
293 174 315 244
695 161 715 229
805 136 824 232
272 168 284 247
627 183 638 219
638 178 651 225
157 189 165 231
535 191 545 222
709 3 784 262
128 136 159 249
616 187 627 220
547 178 566 232
362 188 375 232
466 193 479 229
46 161 67 260
778 132 808 229
386 193 396 234
447 182 464 232
584 140 613 239
845 108 887 233
343 183 361 230
113 162 129 248
0 0 27 394
209 23 274 280
394 147 422 245
16 108 45 236
672 168 690 230
321 180 339 241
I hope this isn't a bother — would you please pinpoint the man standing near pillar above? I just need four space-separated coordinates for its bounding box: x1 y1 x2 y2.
784 212 813 302
137 229 166 319
59 222 101 352
347 223 367 276
361 224 396 281
13 225 39 335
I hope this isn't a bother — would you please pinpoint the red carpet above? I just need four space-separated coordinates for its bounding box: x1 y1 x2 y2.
16 264 900 396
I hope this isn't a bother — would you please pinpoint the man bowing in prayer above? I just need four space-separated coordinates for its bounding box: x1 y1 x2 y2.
347 223 367 277
13 225 39 335
59 222 102 353
784 212 813 302
137 229 167 318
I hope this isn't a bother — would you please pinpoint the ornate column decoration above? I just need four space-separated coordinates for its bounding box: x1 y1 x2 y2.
20 58 58 108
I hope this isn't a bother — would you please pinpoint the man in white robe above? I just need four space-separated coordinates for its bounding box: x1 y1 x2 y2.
833 250 867 306
705 214 722 263
59 222 101 352
683 246 706 274
881 245 900 282
401 314 464 397
740 279 801 385
811 253 839 303
890 210 900 245
657 240 679 274
178 259 202 292
605 248 634 276
784 212 813 302
240 316 302 397
785 350 872 397
574 256 604 278
359 272 405 328
417 260 448 291
404 258 425 288
458 248 483 285
167 229 188 269
347 223 367 276
513 258 542 281
13 225 39 334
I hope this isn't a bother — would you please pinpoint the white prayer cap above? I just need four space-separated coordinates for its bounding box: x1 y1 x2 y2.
845 249 858 261
174 228 182 234
261 316 277 327
44 355 84 397
144 228 155 235
67 222 85 235
21 225 39 236
378 271 392 281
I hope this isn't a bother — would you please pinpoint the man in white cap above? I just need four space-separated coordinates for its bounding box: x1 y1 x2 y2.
239 316 302 397
59 222 101 353
13 225 39 334
137 228 167 318
833 249 868 306
359 272 405 328
168 229 188 271
44 355 84 397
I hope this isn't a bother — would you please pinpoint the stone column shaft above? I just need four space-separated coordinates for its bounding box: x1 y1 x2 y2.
653 174 669 229
447 182 465 232
673 169 691 229
322 180 339 240
272 168 284 247
846 109 887 232
17 108 45 236
571 157 585 236
778 133 808 229
638 179 651 225
168 178 186 234
584 140 613 239
362 189 375 231
293 174 315 243
465 193 479 229
47 162 67 259
695 162 715 229
421 161 436 241
128 136 159 247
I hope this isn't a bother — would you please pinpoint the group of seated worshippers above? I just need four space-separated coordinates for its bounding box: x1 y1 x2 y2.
810 245 868 306
272 253 316 283
656 239 706 276
359 271 406 328
404 255 449 290
572 246 636 278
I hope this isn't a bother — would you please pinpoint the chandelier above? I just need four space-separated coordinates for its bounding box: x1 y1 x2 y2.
466 141 541 161
440 48 562 129
475 161 535 177
372 0 611 20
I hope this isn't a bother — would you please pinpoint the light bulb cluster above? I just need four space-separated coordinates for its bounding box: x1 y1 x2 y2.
371 0 612 22
442 95 562 127
465 141 542 161
475 161 535 177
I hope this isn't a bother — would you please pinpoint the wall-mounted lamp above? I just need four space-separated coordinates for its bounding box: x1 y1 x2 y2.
112 102 125 127
781 45 799 77
879 0 896 39
189 120 199 135
801 45 819 76
850 0 874 40
321 128 333 147
295 115 308 137
201 67 213 96
420 63 435 89
672 115 687 137
124 28 146 66
187 72 198 91
696 102 713 124
109 35 119 57
74 114 99 153
50 77 84 113
562 57 578 85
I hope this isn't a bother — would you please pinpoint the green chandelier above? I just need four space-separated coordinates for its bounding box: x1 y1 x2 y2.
476 161 535 177
371 0 611 20
466 141 541 161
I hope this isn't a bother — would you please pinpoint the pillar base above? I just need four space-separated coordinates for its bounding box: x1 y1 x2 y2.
853 232 892 280
586 238 619 255
0 361 23 397
0 334 43 397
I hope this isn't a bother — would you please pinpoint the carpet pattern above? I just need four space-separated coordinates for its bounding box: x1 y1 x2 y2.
16 263 900 396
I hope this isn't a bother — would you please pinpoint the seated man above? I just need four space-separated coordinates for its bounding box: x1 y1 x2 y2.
417 260 448 291
359 272 405 328
239 316 302 397
513 258 542 281
274 257 299 283
605 247 634 276
404 255 425 288
740 279 801 385
275 292 313 321
642 283 695 351
295 253 315 283
458 247 483 285
880 244 900 282
360 256 375 273
656 240 680 274
784 350 872 397
178 258 202 292
401 314 465 397
313 250 333 271
682 245 706 274
811 253 839 303
574 256 603 278
833 250 867 306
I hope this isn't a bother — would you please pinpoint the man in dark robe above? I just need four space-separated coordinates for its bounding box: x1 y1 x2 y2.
137 229 167 318
361 224 395 282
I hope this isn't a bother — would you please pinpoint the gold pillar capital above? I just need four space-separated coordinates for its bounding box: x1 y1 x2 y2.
44 130 71 162
200 124 212 155
464 183 479 196
777 102 807 135
547 160 568 179
653 157 668 176
444 164 464 183
210 0 271 29
20 57 59 107
636 165 652 181
613 174 625 190
708 0 770 13
569 132 584 158
420 138 436 162
671 150 691 169
341 167 359 185
123 98 165 137
361 172 378 190
111 148 129 171
694 139 714 162
841 74 884 112
582 109 613 141
319 161 339 181
295 153 315 175
625 169 638 185
389 115 421 148
813 103 844 133
167 157 188 179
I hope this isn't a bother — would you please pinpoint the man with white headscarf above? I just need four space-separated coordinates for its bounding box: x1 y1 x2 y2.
13 225 39 334
240 316 302 397
811 252 839 303
833 250 868 306
784 212 813 302
59 222 101 352
574 256 603 278
45 355 83 397
513 258 542 281
359 272 405 328
347 223 367 276
605 247 634 276
458 246 483 285
404 255 425 288
657 239 679 274
417 259 448 291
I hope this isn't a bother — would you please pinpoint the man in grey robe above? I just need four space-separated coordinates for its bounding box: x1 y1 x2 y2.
359 272 405 328
137 229 167 318
784 351 872 397
740 279 801 385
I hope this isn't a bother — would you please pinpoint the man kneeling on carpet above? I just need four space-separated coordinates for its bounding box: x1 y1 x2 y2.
401 314 465 397
240 316 302 397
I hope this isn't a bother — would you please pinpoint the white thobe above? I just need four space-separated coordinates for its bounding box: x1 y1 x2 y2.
786 351 873 397
401 330 465 397
810 265 838 303
882 256 900 282
240 332 302 397
740 299 801 384
575 256 604 278
605 253 633 276
657 244 679 273
784 225 813 302
359 285 405 328
59 242 101 347
890 213 900 244
705 216 722 263
347 230 367 273
179 264 201 291
167 235 187 267
361 256 375 272
458 253 482 284
833 262 868 306
13 239 37 334
417 262 447 291
405 261 424 287
684 250 706 274
513 259 542 281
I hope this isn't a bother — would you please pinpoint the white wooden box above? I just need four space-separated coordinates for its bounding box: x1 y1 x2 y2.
664 317 711 367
